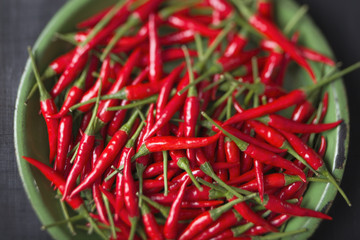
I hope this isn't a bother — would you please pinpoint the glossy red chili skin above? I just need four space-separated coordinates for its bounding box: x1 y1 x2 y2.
260 50 283 85
268 114 341 134
54 115 72 174
76 6 111 29
143 133 220 153
49 49 76 75
225 139 241 179
249 14 315 81
123 147 139 219
22 156 83 209
246 213 291 236
93 183 109 225
63 133 95 199
216 135 229 181
224 34 248 58
206 0 233 18
245 144 306 181
225 89 306 125
257 0 273 20
53 86 84 118
40 99 59 163
78 57 112 112
232 198 278 232
148 13 162 83
240 173 288 192
167 14 220 38
71 130 129 196
184 96 200 161
247 120 285 148
291 100 315 123
50 47 88 98
300 46 335 66
106 100 129 137
218 49 260 72
194 210 240 240
97 48 142 124
264 194 332 220
159 30 194 45
142 209 164 240
228 164 273 185
164 178 190 240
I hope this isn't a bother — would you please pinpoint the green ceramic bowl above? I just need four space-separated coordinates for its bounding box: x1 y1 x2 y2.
14 0 349 239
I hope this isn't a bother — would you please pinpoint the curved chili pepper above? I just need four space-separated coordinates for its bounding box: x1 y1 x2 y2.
69 112 138 197
300 46 335 66
167 14 220 38
101 0 163 60
260 114 342 134
54 115 72 174
113 24 149 53
77 7 111 29
141 202 164 240
206 0 233 18
240 173 302 192
50 47 89 98
78 57 112 112
156 63 185 119
148 13 162 83
216 135 229 181
231 196 278 232
257 0 273 20
149 185 225 204
203 113 306 181
97 48 142 124
193 209 242 240
225 137 241 179
263 194 332 219
22 156 83 210
164 177 190 240
28 48 59 163
260 48 283 85
224 32 248 58
291 100 315 123
134 133 221 158
123 122 144 240
178 197 246 240
279 129 351 206
159 29 195 45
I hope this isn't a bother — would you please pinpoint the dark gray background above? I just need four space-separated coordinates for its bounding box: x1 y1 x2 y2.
1 0 360 239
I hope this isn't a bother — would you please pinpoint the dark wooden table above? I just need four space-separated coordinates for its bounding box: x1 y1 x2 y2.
1 0 360 239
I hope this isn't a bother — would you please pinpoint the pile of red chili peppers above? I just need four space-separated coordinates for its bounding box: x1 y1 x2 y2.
24 0 360 239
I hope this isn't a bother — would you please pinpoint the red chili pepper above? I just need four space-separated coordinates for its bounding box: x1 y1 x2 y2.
97 48 142 124
263 194 332 219
149 185 225 204
159 29 195 45
206 0 233 18
134 133 221 158
203 114 306 181
253 159 265 201
156 63 185 119
260 114 342 134
22 156 83 210
260 49 283 85
240 173 302 192
231 5 316 81
78 57 112 112
28 48 59 163
178 197 246 240
193 209 242 240
101 0 163 59
148 13 162 83
225 137 241 179
279 129 351 205
50 47 89 98
93 183 109 225
223 32 248 58
113 25 149 53
141 202 164 240
291 100 315 123
231 197 278 232
257 0 273 20
54 115 72 175
164 177 190 240
168 168 206 192
167 14 220 38
216 135 229 181
122 122 144 240
70 112 138 197
77 6 111 29
300 46 335 66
